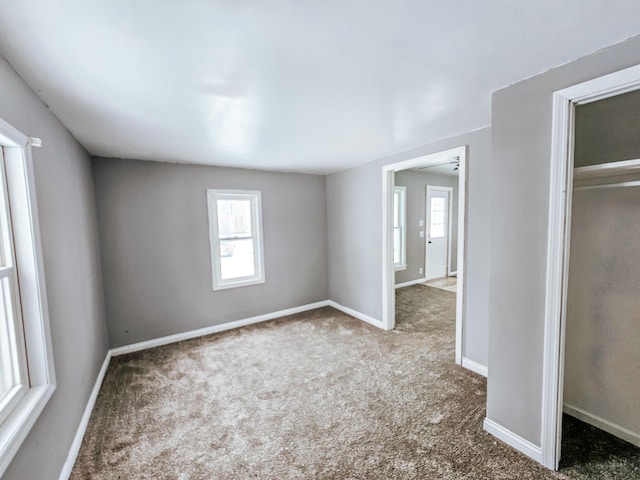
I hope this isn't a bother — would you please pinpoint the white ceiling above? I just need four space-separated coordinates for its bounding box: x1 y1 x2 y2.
1 1 640 174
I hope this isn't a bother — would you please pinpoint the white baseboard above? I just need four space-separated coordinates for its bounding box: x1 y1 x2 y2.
395 278 427 289
327 300 386 330
483 417 543 464
564 403 640 448
461 357 488 377
110 301 331 356
58 351 112 480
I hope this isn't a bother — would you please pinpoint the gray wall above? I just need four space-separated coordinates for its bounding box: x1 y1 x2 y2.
574 88 640 167
327 126 491 368
93 158 328 348
0 58 109 479
564 187 640 440
487 35 640 446
394 170 459 285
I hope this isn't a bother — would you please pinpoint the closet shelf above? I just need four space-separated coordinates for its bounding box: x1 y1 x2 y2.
574 158 640 179
574 180 640 191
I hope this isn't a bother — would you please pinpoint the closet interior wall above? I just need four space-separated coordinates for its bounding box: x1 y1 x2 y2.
563 88 640 447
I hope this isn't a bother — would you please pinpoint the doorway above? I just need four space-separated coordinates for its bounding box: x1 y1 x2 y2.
425 186 453 281
542 63 640 470
382 145 467 364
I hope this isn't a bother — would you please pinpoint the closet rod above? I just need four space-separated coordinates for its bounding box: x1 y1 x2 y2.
574 180 640 191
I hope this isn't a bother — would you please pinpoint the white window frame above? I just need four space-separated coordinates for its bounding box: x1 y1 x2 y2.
0 118 55 477
393 186 407 271
207 189 265 291
0 146 29 429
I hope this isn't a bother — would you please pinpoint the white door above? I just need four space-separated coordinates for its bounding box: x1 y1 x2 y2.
425 186 451 280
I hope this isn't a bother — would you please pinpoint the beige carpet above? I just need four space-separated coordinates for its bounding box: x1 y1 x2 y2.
71 286 639 479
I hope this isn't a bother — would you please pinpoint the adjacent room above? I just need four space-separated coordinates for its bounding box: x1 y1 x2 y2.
1 2 640 479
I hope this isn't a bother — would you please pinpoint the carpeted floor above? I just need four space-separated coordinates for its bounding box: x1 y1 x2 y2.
71 285 640 479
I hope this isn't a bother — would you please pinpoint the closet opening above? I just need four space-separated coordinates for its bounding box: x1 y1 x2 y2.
559 87 640 473
542 64 640 472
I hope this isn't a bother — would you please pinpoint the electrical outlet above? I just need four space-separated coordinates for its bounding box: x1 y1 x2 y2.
419 267 423 275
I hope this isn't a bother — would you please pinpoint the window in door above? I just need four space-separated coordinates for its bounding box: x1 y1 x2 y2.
393 186 407 270
429 197 447 238
207 189 265 290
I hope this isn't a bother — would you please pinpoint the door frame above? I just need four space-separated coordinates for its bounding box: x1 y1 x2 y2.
381 145 467 364
425 185 453 281
542 63 640 470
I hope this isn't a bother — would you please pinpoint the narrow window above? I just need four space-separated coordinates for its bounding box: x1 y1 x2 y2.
207 190 265 290
0 147 28 426
393 186 407 270
429 196 447 238
0 119 55 477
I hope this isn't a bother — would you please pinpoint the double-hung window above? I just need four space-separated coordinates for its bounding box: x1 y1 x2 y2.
0 119 55 477
393 186 407 270
0 147 28 427
207 190 265 290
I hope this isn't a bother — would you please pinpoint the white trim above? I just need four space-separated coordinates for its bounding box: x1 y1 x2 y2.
382 145 467 365
542 63 640 470
461 357 488 377
483 418 543 464
0 121 28 148
111 301 330 356
394 278 427 289
449 271 458 276
0 385 55 477
455 151 466 366
58 352 112 480
556 64 640 103
327 301 386 330
381 168 395 331
563 404 640 449
573 158 640 179
541 89 573 471
393 186 407 270
206 189 265 291
27 138 42 148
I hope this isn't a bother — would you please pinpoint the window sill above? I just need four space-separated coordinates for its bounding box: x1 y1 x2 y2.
0 383 55 476
394 264 407 272
213 277 266 291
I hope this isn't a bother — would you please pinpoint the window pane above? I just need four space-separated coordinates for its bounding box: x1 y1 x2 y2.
430 197 446 238
431 225 445 238
0 325 12 400
393 192 399 228
393 228 401 264
217 199 252 238
220 237 255 280
0 276 20 400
